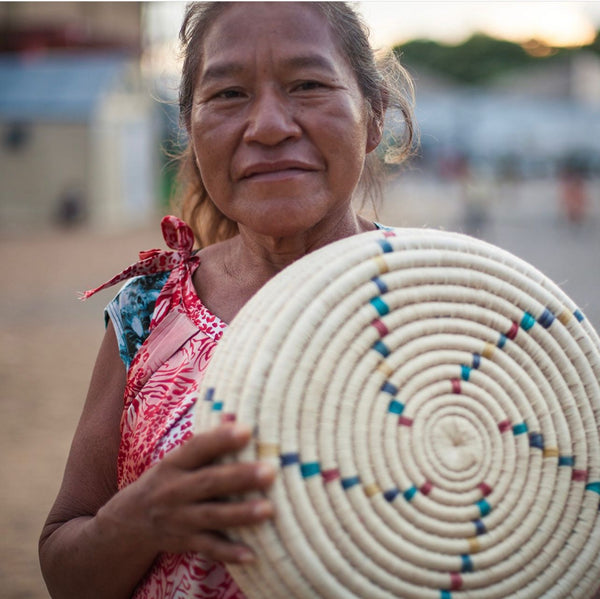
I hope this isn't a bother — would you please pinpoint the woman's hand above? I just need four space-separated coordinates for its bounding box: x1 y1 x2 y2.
96 424 276 563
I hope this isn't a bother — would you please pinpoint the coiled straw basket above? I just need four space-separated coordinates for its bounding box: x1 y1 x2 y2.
194 228 600 598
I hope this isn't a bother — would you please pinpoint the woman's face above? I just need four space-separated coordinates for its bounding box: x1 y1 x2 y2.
190 2 381 239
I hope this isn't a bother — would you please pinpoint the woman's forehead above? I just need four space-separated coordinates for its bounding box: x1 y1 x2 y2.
199 2 348 75
205 1 326 37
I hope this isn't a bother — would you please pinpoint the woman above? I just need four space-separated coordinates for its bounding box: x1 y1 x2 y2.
39 2 415 598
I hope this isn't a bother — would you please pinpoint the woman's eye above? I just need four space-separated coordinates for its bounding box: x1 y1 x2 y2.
215 89 245 99
295 81 324 92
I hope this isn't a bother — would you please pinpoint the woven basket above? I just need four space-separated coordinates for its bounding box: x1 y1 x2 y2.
194 228 600 599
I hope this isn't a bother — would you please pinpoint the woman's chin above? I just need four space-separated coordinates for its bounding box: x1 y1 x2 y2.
240 218 320 240
236 203 333 239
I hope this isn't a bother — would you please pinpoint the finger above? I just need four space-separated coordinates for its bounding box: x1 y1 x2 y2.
190 531 257 564
182 461 276 502
165 424 252 470
180 498 275 531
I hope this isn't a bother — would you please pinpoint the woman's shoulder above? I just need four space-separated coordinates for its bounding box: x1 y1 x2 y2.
105 271 171 369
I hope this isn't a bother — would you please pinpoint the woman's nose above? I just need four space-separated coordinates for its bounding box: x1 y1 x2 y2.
243 89 302 146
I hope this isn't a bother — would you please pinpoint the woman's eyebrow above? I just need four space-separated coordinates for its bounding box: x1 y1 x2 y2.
200 53 337 85
281 54 337 74
200 61 246 85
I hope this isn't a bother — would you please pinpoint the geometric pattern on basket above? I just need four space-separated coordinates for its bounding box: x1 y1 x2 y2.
194 228 600 599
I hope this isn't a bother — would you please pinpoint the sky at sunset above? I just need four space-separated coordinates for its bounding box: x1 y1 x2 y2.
359 1 600 48
146 1 600 49
143 1 600 78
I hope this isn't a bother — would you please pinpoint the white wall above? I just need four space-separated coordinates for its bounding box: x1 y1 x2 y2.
89 91 159 229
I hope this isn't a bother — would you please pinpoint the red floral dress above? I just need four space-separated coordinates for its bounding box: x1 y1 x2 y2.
85 215 244 598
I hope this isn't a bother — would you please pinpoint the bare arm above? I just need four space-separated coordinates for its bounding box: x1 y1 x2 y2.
39 322 275 599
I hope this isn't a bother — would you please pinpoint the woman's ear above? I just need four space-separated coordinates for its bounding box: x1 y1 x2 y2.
366 117 383 154
365 89 388 154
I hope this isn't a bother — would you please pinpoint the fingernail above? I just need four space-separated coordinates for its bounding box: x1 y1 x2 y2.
231 424 251 441
258 462 276 478
238 548 255 563
252 500 273 518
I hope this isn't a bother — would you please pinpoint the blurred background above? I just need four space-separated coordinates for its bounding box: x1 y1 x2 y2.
1 2 599 596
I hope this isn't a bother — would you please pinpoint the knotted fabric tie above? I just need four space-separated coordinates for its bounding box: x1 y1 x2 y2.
81 215 199 300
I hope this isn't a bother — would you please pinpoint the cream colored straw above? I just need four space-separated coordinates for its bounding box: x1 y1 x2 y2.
195 228 600 599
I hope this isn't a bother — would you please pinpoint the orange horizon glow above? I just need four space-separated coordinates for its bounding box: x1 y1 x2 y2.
359 1 599 50
480 4 597 48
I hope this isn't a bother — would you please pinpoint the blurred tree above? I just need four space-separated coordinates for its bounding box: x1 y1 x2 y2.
589 30 600 55
392 33 599 85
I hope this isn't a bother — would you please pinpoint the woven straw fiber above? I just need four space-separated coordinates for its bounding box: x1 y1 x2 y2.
193 228 600 599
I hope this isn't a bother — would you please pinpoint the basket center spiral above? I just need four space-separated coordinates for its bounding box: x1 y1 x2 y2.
431 415 483 471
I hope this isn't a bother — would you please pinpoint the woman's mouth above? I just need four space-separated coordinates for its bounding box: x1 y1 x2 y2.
240 161 318 182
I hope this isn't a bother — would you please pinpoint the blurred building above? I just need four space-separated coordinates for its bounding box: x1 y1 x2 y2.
400 52 600 179
0 2 159 231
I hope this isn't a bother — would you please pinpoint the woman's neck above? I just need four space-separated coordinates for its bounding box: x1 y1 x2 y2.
233 210 376 281
193 209 376 323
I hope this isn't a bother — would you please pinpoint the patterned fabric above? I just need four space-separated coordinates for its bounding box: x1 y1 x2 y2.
85 215 240 599
105 272 170 369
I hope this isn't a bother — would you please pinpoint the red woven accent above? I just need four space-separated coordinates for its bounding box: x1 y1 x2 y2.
450 572 463 590
572 469 589 482
322 468 341 483
498 420 512 433
478 482 493 497
398 416 414 427
506 321 519 340
420 481 433 495
371 318 389 337
451 378 462 394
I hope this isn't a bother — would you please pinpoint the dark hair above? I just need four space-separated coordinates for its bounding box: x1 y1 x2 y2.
175 1 416 247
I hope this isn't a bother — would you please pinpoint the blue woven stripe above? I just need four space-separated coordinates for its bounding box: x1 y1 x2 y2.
403 486 417 501
574 309 585 322
520 312 536 331
388 400 404 415
586 482 600 494
381 381 398 395
373 340 390 357
513 422 528 435
372 276 388 294
529 433 544 450
204 388 215 402
473 519 487 535
472 353 481 369
341 476 361 490
211 401 223 411
461 554 473 572
370 296 390 316
476 499 491 517
300 462 321 478
559 455 575 466
377 238 394 253
538 308 555 328
383 488 399 502
280 453 300 467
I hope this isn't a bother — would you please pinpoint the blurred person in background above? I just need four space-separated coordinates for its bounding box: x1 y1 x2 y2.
559 159 589 224
38 2 415 597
